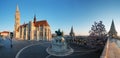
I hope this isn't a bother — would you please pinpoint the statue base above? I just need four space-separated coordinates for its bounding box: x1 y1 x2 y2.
46 46 74 56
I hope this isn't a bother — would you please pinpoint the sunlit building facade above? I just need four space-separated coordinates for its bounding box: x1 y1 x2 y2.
14 5 51 41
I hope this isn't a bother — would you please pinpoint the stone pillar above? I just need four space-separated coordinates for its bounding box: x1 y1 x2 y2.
42 26 45 40
29 21 34 40
25 27 28 40
45 28 47 40
48 29 51 41
21 27 24 40
36 30 39 41
46 28 48 40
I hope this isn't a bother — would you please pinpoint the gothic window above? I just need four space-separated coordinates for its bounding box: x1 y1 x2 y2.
39 32 43 37
20 28 22 38
24 27 26 35
45 29 47 37
29 24 31 31
40 26 43 31
34 31 36 37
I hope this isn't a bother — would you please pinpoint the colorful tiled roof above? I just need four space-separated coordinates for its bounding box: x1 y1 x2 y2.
0 31 9 33
34 20 50 27
20 24 28 27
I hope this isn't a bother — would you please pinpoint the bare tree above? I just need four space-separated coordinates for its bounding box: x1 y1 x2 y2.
89 21 107 36
87 21 107 49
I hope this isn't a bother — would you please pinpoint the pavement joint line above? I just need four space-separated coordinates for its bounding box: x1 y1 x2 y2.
15 42 50 58
74 49 96 53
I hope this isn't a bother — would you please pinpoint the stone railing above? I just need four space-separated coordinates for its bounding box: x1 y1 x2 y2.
100 38 109 58
100 38 120 58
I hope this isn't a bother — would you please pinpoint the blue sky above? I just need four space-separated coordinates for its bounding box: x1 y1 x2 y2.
1 0 120 35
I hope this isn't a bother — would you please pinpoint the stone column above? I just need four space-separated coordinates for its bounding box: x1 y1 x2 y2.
21 27 24 40
42 26 45 40
29 21 33 40
48 29 51 41
25 28 27 40
37 30 40 41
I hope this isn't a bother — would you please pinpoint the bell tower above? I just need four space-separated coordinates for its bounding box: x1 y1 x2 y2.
14 5 20 38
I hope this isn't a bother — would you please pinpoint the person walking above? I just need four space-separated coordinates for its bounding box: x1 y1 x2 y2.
10 32 13 48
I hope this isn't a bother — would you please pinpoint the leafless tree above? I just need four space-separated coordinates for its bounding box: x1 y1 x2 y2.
87 21 107 49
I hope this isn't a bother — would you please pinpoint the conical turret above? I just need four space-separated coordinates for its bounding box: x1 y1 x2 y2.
69 26 75 37
33 14 36 23
14 4 20 39
108 20 117 38
16 4 19 12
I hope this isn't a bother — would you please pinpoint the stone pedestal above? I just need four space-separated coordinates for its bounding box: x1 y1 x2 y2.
46 36 73 56
51 36 67 52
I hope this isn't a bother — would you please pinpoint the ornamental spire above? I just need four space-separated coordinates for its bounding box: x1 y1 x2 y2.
71 26 73 33
70 26 75 37
33 14 36 23
16 4 19 11
108 20 117 38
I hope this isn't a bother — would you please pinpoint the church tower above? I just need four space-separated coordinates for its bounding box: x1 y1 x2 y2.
108 20 117 38
14 5 20 38
69 26 75 37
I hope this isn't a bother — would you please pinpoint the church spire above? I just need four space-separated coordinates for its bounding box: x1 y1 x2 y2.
16 4 19 11
108 20 117 38
71 26 73 33
69 26 75 37
14 4 20 39
33 14 36 23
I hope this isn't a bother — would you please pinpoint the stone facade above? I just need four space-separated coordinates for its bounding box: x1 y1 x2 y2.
0 31 10 38
14 5 51 41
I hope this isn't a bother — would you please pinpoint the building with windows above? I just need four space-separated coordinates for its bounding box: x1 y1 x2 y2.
14 5 51 41
0 31 10 38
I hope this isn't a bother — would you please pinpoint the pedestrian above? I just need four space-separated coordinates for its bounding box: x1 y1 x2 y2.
10 32 13 48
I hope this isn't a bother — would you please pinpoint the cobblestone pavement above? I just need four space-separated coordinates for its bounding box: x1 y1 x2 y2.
18 43 101 58
0 38 102 58
0 38 41 58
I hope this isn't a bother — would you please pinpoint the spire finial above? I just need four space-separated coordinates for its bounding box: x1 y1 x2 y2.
108 20 117 38
33 14 36 23
34 14 36 19
70 26 75 37
71 26 73 32
16 4 19 11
